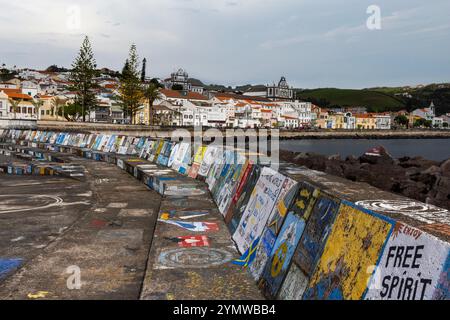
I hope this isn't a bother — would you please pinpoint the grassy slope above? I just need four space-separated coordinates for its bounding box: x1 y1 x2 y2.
296 88 406 112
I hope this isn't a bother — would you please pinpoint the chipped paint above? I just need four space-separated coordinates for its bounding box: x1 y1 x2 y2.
303 202 394 300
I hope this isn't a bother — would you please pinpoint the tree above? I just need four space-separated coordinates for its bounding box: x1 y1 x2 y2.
150 78 163 88
142 83 162 126
414 118 432 128
69 36 98 122
52 97 67 120
31 99 44 120
46 65 69 73
8 99 21 119
394 115 409 128
118 44 143 124
62 103 84 122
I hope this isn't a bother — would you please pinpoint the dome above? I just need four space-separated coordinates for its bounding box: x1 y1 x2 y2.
278 76 288 88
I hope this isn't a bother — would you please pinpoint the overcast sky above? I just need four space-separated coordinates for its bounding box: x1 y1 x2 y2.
1 0 449 88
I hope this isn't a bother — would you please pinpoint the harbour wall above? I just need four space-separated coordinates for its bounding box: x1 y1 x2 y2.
1 128 449 300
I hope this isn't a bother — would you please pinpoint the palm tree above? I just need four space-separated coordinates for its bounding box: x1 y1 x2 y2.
51 97 67 121
141 83 162 126
8 99 21 119
31 99 44 120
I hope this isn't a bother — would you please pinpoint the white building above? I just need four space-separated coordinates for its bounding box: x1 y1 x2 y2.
375 114 392 130
243 76 294 101
412 102 436 121
21 81 40 97
0 89 37 120
164 68 205 94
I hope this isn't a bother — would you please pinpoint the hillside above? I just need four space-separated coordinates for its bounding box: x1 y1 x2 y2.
295 88 406 113
370 84 450 115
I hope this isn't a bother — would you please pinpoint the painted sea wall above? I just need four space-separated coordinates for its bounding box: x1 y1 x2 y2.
1 128 449 300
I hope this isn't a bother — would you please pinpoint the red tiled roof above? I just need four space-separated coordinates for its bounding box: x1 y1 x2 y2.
0 88 33 100
214 92 272 103
160 89 208 100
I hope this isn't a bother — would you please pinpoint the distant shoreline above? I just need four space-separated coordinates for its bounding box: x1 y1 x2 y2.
17 120 450 140
277 130 450 140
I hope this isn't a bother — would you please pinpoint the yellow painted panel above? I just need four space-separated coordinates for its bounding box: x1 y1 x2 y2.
307 203 392 300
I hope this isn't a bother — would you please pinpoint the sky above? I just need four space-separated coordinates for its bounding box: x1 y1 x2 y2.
0 0 449 89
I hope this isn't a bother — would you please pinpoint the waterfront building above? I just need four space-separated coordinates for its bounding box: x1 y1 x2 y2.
0 89 36 120
355 114 377 130
375 114 392 130
412 102 436 121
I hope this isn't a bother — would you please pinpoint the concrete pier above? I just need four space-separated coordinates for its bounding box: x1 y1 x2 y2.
0 128 448 300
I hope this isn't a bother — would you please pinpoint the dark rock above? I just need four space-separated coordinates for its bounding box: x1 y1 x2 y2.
325 161 344 177
327 154 341 161
398 156 439 169
441 159 450 178
280 148 450 211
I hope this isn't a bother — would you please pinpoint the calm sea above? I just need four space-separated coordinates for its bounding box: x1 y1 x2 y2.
279 139 450 161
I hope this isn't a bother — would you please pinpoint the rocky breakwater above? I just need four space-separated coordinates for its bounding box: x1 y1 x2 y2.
280 146 450 211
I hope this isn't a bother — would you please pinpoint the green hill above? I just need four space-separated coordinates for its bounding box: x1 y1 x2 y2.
295 88 406 112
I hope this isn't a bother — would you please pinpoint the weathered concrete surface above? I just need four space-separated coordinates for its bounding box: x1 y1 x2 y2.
0 142 263 300
2 129 448 300
0 157 160 300
141 195 263 300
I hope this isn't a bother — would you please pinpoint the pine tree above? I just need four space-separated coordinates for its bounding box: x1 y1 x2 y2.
119 44 143 124
69 36 97 122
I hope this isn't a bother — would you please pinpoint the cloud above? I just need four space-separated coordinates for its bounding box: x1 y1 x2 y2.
0 0 449 88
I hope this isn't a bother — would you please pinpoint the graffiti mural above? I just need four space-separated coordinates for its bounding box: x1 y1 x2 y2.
355 199 449 225
158 219 219 232
249 178 298 281
224 162 254 224
167 236 211 248
278 263 309 300
249 228 277 281
365 222 450 300
303 202 394 300
232 167 287 254
268 182 312 235
294 194 341 277
155 248 234 269
0 258 23 279
260 212 306 299
227 165 261 235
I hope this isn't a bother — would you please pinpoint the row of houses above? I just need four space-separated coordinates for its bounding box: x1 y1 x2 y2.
1 68 449 129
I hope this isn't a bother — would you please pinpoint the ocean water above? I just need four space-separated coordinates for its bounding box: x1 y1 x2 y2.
279 139 450 161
